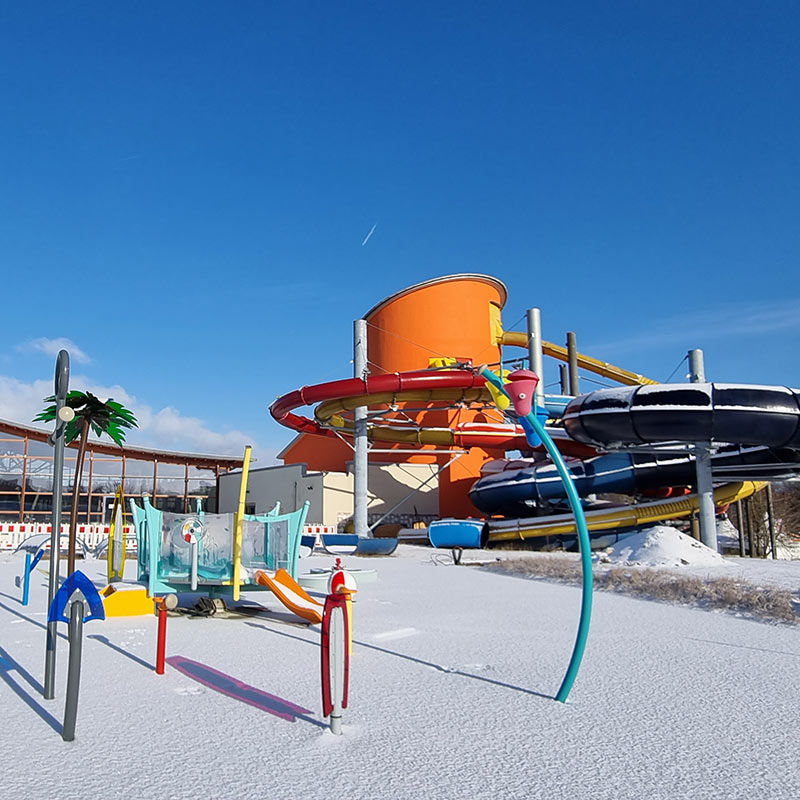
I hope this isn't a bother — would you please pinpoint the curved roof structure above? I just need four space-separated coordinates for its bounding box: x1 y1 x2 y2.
0 418 244 469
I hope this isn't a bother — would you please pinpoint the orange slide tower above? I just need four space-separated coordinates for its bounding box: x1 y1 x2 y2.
279 275 510 517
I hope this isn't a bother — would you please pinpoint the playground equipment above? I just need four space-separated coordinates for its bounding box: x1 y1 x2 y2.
19 545 46 605
99 582 156 617
321 587 351 736
482 367 592 703
255 568 324 624
47 570 105 741
106 486 126 583
329 558 357 656
130 496 309 597
154 594 178 675
428 518 488 549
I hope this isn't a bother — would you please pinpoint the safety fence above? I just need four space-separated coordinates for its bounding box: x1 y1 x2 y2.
0 522 337 552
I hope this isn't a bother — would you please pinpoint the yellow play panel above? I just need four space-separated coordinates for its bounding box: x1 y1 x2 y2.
100 582 155 617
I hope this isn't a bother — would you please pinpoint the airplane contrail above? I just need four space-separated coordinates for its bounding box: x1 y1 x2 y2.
361 223 377 246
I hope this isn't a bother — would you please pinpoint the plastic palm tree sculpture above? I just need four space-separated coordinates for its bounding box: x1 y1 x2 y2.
35 391 138 573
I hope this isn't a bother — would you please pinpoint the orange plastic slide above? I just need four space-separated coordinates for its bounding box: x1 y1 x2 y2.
255 568 324 625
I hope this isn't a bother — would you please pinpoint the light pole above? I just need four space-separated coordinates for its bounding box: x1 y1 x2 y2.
44 349 74 700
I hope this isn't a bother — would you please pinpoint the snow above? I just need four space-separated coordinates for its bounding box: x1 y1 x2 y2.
1 545 799 799
599 525 726 567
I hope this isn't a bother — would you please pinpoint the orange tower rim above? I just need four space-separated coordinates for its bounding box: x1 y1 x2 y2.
363 273 508 320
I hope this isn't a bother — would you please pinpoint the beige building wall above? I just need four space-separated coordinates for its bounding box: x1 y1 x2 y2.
219 461 439 528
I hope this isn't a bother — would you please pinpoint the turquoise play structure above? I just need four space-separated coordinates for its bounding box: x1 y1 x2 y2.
130 496 309 597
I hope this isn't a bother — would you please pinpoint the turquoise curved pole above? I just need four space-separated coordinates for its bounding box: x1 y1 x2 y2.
479 367 592 703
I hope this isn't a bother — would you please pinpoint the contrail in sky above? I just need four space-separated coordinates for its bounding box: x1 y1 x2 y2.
361 223 377 246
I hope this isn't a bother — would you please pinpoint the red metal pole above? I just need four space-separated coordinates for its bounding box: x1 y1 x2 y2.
156 604 167 674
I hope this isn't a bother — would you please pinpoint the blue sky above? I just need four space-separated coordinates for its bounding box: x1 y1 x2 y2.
2 1 798 460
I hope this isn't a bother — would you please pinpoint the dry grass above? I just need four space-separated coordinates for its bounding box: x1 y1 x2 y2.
486 558 797 624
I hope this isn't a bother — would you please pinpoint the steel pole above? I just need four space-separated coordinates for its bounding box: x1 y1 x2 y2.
766 484 777 559
190 541 198 591
526 308 545 406
689 349 717 552
559 364 568 396
45 349 69 700
329 609 343 735
156 603 168 675
736 500 746 557
566 332 579 395
22 553 31 605
353 319 369 537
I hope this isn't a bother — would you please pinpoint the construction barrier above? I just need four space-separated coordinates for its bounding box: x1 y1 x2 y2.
0 523 136 551
0 522 337 552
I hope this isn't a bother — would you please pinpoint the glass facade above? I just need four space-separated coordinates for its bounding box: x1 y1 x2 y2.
0 421 242 524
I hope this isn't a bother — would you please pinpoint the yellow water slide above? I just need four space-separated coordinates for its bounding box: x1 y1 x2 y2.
487 481 765 542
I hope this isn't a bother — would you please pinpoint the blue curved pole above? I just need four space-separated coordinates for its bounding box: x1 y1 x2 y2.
480 367 592 703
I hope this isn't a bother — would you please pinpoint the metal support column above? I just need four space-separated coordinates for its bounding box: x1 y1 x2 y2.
766 484 777 559
566 332 579 395
689 349 717 552
526 308 545 406
559 364 568 396
353 319 369 537
736 500 746 557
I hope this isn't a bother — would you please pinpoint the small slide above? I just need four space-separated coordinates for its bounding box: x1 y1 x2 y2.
255 568 323 625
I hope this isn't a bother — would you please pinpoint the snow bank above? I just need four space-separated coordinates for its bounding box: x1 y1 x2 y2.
601 525 725 567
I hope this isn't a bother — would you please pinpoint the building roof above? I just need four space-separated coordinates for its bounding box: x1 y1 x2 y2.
0 417 244 469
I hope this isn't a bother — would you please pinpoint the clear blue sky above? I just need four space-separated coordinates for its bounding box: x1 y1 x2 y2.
2 1 799 458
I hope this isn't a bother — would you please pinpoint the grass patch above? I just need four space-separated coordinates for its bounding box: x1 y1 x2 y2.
486 558 797 624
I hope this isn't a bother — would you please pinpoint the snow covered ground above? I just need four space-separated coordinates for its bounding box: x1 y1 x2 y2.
1 542 798 800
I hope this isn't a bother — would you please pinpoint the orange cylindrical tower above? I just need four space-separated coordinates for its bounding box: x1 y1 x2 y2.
364 274 507 375
364 274 508 517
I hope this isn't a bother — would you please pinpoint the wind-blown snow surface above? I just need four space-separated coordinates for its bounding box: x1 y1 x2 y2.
1 546 799 799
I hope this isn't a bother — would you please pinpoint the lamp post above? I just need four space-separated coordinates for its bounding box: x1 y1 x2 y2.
44 349 72 700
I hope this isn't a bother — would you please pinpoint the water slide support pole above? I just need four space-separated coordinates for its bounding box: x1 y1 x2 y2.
566 332 579 395
559 364 569 395
688 349 718 552
766 484 777 559
353 320 369 538
736 500 746 557
45 349 69 700
526 308 545 407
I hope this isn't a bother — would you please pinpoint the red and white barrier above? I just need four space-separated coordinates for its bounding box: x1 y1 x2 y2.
0 523 136 551
303 525 337 535
2 521 334 552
